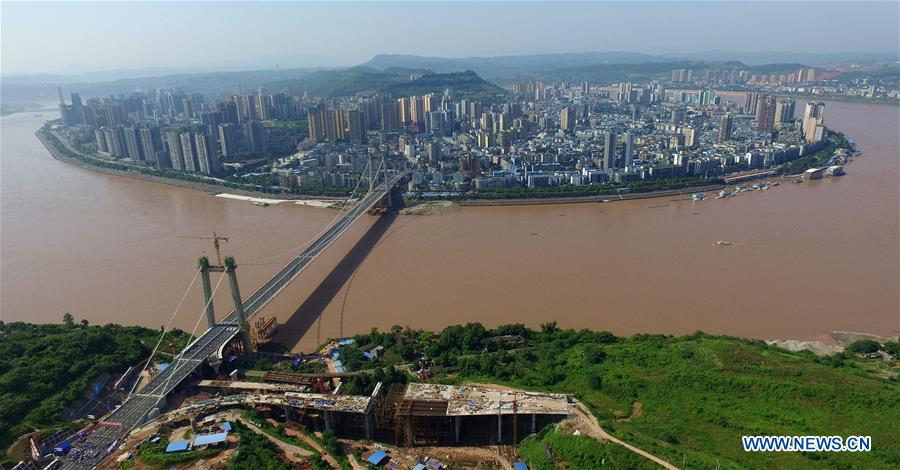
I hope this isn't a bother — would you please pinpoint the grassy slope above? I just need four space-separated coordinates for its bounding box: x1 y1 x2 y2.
517 425 657 470
454 333 899 469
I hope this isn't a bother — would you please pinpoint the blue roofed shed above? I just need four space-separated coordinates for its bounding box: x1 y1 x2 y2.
412 465 426 470
222 422 232 432
165 441 190 453
513 462 529 470
366 450 389 466
193 432 228 447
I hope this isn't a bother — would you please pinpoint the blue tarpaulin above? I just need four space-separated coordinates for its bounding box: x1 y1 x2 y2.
193 432 228 447
165 441 190 453
366 450 389 465
513 462 529 470
222 422 232 432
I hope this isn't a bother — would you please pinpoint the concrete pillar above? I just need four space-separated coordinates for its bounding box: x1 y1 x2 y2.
283 406 291 423
454 416 461 444
200 268 216 329
324 411 333 431
190 417 197 433
226 264 252 356
365 412 373 440
532 414 536 434
497 413 502 443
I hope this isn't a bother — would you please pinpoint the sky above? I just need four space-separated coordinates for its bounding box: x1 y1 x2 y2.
2 1 898 75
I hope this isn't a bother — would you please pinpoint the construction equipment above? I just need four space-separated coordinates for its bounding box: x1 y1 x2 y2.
178 232 229 266
248 316 279 350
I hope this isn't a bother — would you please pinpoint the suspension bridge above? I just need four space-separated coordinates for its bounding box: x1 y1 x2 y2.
60 159 408 468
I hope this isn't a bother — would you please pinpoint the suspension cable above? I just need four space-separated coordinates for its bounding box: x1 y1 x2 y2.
159 269 229 395
126 268 201 400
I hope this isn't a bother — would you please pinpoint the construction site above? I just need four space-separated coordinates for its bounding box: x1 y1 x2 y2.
185 378 573 448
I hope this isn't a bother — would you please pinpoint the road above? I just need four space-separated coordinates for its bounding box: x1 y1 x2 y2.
571 401 679 469
61 170 407 469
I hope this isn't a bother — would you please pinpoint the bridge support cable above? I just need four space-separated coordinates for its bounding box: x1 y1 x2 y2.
242 157 374 267
156 269 229 401
126 267 202 400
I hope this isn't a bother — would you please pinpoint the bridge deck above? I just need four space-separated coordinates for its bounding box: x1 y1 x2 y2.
61 171 406 468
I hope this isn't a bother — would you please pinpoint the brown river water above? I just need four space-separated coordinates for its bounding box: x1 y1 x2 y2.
1 100 898 352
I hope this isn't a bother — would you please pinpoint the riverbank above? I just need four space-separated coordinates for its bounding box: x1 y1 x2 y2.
782 93 899 106
34 129 346 202
452 183 726 206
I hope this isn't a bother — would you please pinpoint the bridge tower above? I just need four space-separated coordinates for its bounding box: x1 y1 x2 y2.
224 256 253 357
198 257 217 329
197 255 253 357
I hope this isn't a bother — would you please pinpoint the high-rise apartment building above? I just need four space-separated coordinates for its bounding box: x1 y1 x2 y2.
718 114 734 142
560 106 575 132
603 131 616 170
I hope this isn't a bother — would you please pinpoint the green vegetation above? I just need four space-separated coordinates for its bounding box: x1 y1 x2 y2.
778 131 852 175
136 438 223 467
517 425 655 469
386 70 507 102
0 320 190 464
265 67 506 101
240 410 350 469
415 176 723 201
351 323 899 469
262 119 308 157
229 420 289 470
240 410 316 453
846 339 900 357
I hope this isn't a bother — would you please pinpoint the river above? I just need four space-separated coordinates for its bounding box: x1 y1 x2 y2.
1 100 898 352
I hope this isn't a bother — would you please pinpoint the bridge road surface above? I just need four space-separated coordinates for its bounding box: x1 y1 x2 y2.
61 171 407 469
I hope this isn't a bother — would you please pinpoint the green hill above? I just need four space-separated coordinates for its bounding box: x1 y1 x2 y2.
264 67 506 100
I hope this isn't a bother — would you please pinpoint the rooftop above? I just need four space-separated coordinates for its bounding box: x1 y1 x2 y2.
198 379 306 393
193 432 229 447
283 391 372 414
164 441 190 453
402 383 571 417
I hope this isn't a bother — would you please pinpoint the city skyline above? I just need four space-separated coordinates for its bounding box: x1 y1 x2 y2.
2 1 899 76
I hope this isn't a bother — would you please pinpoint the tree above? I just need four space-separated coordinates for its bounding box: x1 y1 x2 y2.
540 321 559 334
80 319 89 328
881 341 900 357
63 312 74 328
846 339 881 355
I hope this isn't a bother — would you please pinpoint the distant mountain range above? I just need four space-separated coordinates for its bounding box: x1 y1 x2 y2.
365 51 668 72
3 50 892 104
360 52 824 84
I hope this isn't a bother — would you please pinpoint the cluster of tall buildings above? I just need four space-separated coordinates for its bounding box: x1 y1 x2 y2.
671 67 826 86
57 87 315 176
744 93 798 133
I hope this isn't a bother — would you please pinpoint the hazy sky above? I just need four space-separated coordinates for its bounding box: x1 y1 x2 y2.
2 1 898 75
